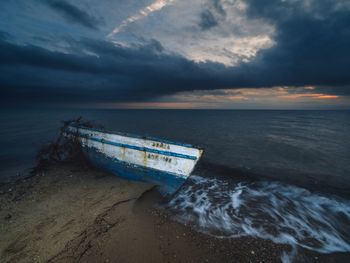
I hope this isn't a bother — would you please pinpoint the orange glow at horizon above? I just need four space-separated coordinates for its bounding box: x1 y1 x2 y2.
281 93 339 100
111 102 202 109
317 95 339 99
97 87 344 109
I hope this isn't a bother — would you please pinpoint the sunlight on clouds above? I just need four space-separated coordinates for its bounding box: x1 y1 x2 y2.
175 87 341 102
108 0 175 37
317 95 339 99
172 87 344 108
107 0 274 66
280 93 339 100
103 87 345 110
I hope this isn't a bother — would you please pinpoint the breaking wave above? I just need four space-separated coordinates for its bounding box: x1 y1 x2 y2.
165 175 350 254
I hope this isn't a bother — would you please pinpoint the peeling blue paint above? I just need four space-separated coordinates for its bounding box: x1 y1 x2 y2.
85 147 187 195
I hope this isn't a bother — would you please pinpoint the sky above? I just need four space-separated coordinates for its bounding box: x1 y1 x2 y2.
0 0 350 109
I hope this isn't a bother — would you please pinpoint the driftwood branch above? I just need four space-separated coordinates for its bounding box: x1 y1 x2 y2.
35 117 103 170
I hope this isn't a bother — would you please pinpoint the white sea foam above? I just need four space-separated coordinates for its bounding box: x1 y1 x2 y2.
166 175 350 255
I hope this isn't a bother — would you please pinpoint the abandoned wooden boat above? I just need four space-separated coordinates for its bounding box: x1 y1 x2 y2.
65 125 203 195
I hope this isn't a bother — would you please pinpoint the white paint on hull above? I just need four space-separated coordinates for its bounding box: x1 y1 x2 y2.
66 126 203 178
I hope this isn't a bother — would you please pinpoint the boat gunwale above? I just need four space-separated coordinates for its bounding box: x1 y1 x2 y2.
69 124 204 151
65 130 198 160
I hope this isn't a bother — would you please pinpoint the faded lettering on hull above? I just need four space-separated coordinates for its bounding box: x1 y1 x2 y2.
66 126 203 194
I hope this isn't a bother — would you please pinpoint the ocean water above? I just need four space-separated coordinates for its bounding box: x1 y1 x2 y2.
1 109 350 257
165 175 350 256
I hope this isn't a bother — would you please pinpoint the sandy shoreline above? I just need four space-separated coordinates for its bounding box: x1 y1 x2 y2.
0 163 348 262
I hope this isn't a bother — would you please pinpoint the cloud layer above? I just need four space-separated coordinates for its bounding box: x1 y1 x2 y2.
46 0 104 30
0 0 349 108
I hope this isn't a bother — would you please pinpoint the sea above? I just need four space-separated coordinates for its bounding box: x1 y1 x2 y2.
1 109 350 258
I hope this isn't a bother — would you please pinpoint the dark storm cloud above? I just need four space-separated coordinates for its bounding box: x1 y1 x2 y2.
199 10 219 30
313 86 350 96
0 37 226 105
46 0 103 30
31 36 51 43
236 0 350 87
199 0 226 30
211 0 226 16
1 0 350 106
0 31 10 40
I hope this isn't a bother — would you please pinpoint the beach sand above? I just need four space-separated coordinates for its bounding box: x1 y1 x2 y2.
0 163 348 263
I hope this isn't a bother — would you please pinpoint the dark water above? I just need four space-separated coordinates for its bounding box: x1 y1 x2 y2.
1 109 350 258
1 109 349 188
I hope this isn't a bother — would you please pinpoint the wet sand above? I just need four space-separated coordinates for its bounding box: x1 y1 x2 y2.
0 163 348 262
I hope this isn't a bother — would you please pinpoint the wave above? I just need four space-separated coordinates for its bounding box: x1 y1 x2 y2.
165 175 350 254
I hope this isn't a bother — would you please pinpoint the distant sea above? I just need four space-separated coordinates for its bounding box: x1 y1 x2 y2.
1 109 350 256
1 109 349 189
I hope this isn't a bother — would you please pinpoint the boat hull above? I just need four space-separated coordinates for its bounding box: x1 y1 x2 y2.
65 126 203 195
84 147 187 194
